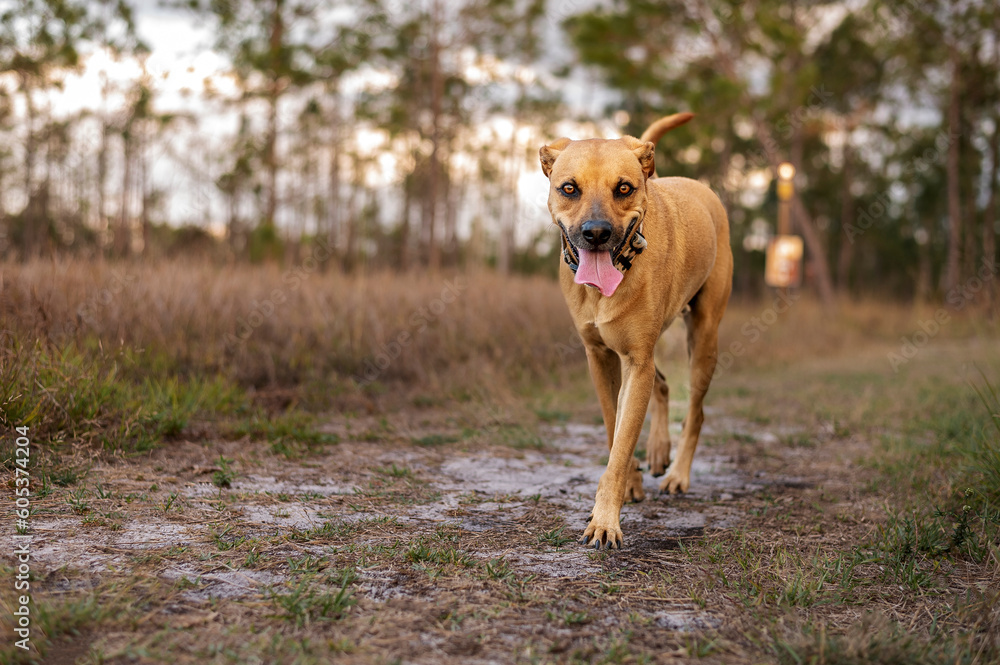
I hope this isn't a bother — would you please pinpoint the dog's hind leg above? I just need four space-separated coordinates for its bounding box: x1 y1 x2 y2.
647 366 671 477
660 302 724 494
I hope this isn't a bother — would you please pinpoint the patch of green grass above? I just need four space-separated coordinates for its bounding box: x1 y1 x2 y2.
777 568 829 607
411 433 459 446
211 455 238 488
411 394 439 408
781 433 814 448
66 487 90 514
290 516 397 542
772 614 996 665
497 424 544 449
405 539 475 567
535 408 570 423
854 374 1000 587
46 464 87 488
860 492 1000 584
287 555 328 574
161 491 182 513
0 340 246 457
209 525 247 551
484 557 513 581
537 526 573 548
687 532 841 610
243 548 263 567
970 372 1000 504
232 413 339 457
268 569 356 627
0 579 143 664
375 463 412 478
684 635 720 658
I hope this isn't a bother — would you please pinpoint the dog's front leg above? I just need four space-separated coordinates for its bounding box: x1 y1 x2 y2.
581 355 655 549
584 343 620 453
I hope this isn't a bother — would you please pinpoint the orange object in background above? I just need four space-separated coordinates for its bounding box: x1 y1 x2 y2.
765 235 803 288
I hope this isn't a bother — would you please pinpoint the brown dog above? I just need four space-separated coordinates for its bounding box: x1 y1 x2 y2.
539 113 732 549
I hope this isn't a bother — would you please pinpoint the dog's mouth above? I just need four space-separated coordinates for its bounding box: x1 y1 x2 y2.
573 246 623 297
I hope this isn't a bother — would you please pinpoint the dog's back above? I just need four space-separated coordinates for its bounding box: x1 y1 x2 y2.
650 177 730 245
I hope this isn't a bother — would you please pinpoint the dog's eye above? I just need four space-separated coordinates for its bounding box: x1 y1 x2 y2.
617 183 634 196
560 184 576 195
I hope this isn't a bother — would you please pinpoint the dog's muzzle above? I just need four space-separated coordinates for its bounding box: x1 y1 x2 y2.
559 217 647 274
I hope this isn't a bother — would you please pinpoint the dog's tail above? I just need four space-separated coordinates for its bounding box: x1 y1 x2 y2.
640 112 694 145
639 113 694 179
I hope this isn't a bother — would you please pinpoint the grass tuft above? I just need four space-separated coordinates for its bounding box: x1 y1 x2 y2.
268 569 357 627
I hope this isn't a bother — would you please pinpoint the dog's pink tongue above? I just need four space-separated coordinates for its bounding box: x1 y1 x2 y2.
574 249 623 297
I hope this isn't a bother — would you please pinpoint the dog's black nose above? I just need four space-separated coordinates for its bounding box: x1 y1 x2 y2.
581 220 612 247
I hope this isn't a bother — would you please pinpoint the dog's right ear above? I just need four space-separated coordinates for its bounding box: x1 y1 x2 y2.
539 138 572 178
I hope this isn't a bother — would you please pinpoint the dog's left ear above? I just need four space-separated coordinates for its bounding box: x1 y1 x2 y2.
539 137 572 178
622 136 656 180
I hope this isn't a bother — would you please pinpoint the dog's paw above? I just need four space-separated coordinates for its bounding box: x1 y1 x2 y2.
647 440 670 477
659 468 690 494
623 458 645 504
579 518 623 550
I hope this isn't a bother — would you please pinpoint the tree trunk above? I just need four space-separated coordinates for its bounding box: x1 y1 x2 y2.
984 110 999 308
98 121 110 252
344 155 360 271
140 124 151 255
790 197 836 305
264 95 279 231
263 0 284 232
0 149 6 256
426 0 443 272
225 185 238 254
944 47 963 294
443 143 460 266
326 91 341 266
399 171 412 270
962 122 979 283
117 125 133 257
21 74 40 258
836 137 854 294
494 195 509 274
916 215 933 304
500 124 522 275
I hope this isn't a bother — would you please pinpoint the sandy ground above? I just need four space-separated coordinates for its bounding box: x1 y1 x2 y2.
4 403 847 664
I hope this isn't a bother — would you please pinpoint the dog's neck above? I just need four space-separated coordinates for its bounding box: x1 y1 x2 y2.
559 217 647 276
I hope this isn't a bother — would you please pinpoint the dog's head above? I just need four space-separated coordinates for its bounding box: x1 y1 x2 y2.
539 136 653 252
538 136 654 295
